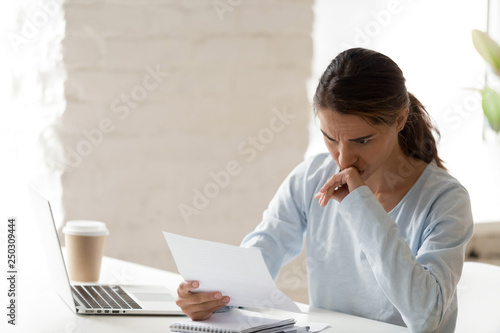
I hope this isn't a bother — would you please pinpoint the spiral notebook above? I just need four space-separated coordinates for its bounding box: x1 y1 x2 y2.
170 308 297 333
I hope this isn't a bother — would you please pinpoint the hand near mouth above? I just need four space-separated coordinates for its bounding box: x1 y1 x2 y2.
314 167 365 206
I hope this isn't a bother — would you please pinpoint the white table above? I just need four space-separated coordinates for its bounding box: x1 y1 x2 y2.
5 234 408 333
4 209 500 333
455 261 500 333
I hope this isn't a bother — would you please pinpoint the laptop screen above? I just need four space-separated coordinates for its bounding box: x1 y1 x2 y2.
29 186 77 313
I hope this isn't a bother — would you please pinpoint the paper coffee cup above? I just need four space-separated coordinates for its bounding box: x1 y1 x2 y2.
63 220 108 282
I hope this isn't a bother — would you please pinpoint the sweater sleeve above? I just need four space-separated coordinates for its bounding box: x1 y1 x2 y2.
240 162 309 280
338 185 473 333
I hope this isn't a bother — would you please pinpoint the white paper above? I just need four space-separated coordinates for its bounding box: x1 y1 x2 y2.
163 232 301 312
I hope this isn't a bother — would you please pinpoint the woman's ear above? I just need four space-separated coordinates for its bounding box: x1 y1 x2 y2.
396 108 409 132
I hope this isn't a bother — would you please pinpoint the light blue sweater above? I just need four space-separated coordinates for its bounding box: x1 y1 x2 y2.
241 153 473 333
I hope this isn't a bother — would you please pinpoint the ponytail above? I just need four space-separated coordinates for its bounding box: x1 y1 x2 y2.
400 93 446 169
314 48 446 170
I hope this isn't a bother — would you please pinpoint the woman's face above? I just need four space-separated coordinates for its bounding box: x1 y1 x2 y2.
317 108 404 182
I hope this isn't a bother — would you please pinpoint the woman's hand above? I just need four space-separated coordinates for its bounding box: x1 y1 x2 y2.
314 167 364 206
176 280 230 321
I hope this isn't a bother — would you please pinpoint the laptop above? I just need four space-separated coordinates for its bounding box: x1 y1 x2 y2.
29 185 185 316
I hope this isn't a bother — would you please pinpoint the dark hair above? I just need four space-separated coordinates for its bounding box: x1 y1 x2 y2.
313 48 445 169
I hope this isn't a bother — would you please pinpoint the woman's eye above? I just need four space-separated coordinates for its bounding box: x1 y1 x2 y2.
357 139 370 145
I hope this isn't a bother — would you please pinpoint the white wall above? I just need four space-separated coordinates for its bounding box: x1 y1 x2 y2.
58 0 313 299
0 0 313 304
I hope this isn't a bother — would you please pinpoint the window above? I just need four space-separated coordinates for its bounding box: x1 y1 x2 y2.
0 1 65 226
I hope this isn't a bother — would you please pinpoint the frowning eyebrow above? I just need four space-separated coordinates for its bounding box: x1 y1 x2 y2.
320 129 374 142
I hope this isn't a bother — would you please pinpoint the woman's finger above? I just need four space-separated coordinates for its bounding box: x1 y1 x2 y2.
177 280 200 296
178 292 228 309
177 294 230 321
188 298 230 321
320 172 344 193
319 182 337 206
176 281 231 321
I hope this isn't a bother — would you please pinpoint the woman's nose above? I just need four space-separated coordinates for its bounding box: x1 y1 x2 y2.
337 144 357 168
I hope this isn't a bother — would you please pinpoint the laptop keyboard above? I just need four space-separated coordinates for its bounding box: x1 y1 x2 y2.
72 285 142 310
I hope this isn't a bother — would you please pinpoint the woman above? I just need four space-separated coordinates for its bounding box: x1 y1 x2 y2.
176 48 473 333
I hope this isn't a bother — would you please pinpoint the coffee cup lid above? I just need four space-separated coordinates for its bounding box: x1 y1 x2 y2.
63 220 109 236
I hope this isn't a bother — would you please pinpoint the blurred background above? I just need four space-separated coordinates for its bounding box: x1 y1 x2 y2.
1 0 499 303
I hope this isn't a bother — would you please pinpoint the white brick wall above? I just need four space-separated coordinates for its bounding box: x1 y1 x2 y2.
60 0 313 302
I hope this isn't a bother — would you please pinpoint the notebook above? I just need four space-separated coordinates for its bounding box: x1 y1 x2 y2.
29 185 185 316
170 308 298 333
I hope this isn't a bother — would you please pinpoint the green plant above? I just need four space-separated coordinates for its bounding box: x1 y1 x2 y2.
472 29 500 132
